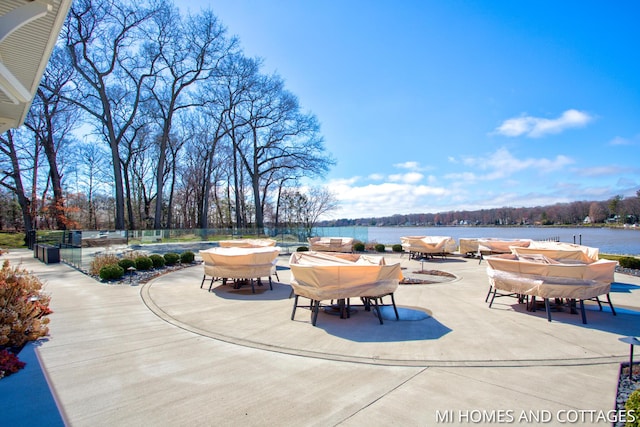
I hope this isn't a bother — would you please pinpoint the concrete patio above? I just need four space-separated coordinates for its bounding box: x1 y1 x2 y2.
2 248 640 426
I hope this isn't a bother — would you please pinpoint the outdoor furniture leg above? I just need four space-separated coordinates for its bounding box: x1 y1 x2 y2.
200 274 206 288
370 298 384 325
291 295 299 320
544 298 552 322
580 299 587 324
485 285 493 303
268 276 273 290
311 300 320 326
488 289 497 308
250 278 255 293
390 293 399 320
594 296 603 311
607 293 617 316
208 277 215 292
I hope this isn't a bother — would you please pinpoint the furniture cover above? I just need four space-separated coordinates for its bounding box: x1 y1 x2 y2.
400 236 457 257
200 246 280 292
485 253 616 299
218 238 277 248
477 238 531 255
485 253 617 323
289 252 402 325
510 241 599 263
459 238 479 256
308 237 354 252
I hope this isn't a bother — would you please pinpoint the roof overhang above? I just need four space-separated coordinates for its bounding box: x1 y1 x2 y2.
0 0 72 133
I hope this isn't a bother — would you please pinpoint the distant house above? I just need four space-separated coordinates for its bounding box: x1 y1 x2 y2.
583 216 592 224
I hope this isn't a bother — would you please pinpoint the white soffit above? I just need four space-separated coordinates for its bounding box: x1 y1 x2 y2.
0 0 72 133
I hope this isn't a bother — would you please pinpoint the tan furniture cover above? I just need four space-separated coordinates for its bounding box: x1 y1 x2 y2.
308 237 354 252
485 253 617 300
289 252 402 301
400 236 457 255
200 246 280 279
218 238 277 248
459 238 479 255
477 238 531 254
510 241 599 263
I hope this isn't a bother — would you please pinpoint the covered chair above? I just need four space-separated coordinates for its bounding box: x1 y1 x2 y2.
218 238 277 248
477 238 532 262
400 236 457 259
199 246 280 293
289 252 402 325
307 237 354 253
510 241 599 263
485 253 617 323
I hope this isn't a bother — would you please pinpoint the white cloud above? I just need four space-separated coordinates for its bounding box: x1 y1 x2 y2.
394 161 421 170
460 148 574 179
389 172 424 183
494 109 593 138
368 173 385 180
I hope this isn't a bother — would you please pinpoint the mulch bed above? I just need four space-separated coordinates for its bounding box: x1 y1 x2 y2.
400 269 456 285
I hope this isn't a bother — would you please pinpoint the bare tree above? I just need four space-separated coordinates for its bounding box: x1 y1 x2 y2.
0 130 34 234
143 4 236 229
62 0 158 229
24 48 80 229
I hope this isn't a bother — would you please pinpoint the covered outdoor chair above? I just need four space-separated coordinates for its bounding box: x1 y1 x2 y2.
199 246 280 293
400 236 457 260
510 241 599 263
477 238 532 263
218 238 277 248
307 237 354 253
485 253 617 324
289 252 402 325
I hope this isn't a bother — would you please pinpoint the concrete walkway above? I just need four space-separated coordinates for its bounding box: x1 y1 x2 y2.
3 248 640 426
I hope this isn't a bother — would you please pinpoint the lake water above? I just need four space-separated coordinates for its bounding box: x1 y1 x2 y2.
313 226 640 256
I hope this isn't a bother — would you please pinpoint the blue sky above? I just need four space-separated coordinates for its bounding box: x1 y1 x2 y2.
181 0 640 220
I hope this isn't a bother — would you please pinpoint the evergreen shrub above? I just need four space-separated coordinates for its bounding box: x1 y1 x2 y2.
135 256 153 271
149 254 165 268
180 251 195 263
353 242 365 252
118 258 136 271
164 252 180 265
99 264 124 281
619 257 640 270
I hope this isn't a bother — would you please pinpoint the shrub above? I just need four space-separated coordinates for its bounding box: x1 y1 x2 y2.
374 243 386 253
0 260 52 350
619 256 640 270
164 252 180 265
99 264 124 281
149 254 165 268
297 246 309 252
89 253 119 276
353 242 365 252
180 251 195 263
135 256 153 271
118 258 136 271
625 389 640 427
392 244 403 253
0 349 26 379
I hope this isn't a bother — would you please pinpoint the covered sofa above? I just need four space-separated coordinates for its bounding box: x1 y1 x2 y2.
218 238 277 248
289 252 402 325
308 237 354 253
199 246 280 293
400 236 457 259
510 241 599 263
485 253 617 323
